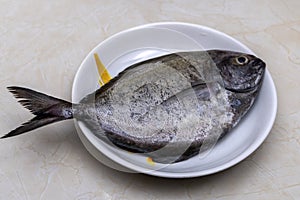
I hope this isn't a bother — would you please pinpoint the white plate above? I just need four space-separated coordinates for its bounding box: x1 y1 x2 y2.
72 22 277 178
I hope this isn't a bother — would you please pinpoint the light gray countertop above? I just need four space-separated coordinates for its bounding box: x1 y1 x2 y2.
0 1 299 199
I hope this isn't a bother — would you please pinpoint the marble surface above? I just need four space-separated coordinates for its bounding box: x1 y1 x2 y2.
0 0 299 199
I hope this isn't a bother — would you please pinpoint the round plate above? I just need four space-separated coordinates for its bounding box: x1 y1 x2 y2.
72 22 277 178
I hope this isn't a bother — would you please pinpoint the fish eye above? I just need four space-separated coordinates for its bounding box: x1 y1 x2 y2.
235 56 249 65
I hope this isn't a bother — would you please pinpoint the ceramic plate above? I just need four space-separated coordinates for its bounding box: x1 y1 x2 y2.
72 22 277 178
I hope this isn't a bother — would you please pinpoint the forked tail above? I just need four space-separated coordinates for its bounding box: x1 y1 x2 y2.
1 86 74 139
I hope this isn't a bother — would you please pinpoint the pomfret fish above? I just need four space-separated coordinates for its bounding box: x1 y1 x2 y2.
1 50 265 163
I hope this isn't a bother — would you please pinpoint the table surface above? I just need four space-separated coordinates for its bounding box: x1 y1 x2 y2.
0 1 299 199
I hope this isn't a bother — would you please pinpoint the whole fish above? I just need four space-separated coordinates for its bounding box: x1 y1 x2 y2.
1 50 265 163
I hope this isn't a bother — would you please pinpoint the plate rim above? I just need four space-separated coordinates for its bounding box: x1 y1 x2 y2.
72 22 277 178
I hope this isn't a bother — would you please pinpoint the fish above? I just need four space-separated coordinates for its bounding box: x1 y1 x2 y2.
1 50 266 163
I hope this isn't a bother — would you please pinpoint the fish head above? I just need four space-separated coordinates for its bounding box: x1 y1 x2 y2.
209 50 266 93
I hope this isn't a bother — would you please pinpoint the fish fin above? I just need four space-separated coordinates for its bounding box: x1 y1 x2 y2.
1 86 73 139
81 53 179 103
1 116 64 139
7 86 70 115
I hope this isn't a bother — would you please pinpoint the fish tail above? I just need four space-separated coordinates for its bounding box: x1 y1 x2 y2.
1 86 74 139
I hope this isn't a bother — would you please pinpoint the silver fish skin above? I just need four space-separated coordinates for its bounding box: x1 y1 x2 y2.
2 50 266 163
